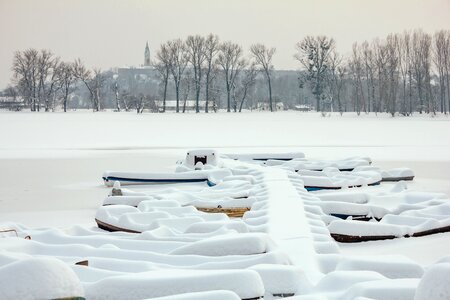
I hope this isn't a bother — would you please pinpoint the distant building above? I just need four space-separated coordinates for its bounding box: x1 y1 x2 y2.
116 42 156 83
0 96 25 111
117 66 156 80
144 42 151 67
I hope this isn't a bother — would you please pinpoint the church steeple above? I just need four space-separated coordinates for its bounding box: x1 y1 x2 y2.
144 41 150 66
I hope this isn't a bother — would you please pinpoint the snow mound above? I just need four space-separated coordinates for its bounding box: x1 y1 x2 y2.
343 278 419 300
170 233 275 256
184 221 249 234
0 257 84 299
335 255 424 279
316 191 369 204
313 270 387 293
313 201 389 219
148 290 240 300
84 269 264 300
249 264 312 296
414 263 450 300
328 220 404 238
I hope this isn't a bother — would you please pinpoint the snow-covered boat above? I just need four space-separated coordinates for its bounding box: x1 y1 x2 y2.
329 212 450 243
223 151 305 161
297 168 382 191
353 166 415 182
102 170 231 187
267 156 372 172
102 174 259 217
323 192 450 242
381 168 415 182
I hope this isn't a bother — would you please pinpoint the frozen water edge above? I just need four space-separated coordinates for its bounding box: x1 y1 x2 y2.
0 111 449 160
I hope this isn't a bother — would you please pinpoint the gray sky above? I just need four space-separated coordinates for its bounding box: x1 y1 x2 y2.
0 0 449 89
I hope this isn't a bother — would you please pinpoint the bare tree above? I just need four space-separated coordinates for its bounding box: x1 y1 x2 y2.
295 36 335 112
421 33 433 114
73 59 105 111
92 68 106 111
133 93 146 113
237 63 258 112
36 50 51 111
181 70 193 113
204 34 220 113
362 41 375 113
250 44 276 112
36 50 61 112
349 43 365 115
167 39 188 113
111 77 121 112
58 62 76 112
207 67 221 112
217 41 245 112
120 89 131 111
411 30 432 114
47 58 63 112
385 34 400 116
434 30 448 113
185 35 206 113
445 31 450 114
73 59 93 108
397 31 411 115
327 50 346 115
155 43 172 112
373 39 388 114
12 49 39 111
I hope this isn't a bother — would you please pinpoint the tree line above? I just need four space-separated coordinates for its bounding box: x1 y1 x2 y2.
153 35 276 113
3 29 450 115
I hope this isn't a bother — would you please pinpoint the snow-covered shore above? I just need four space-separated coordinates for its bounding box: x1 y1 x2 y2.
1 111 450 299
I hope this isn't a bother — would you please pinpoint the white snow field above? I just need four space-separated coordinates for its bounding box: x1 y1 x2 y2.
1 111 450 299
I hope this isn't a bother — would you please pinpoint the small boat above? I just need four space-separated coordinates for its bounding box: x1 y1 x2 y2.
381 168 415 182
297 169 382 191
223 151 305 161
102 170 219 187
267 156 372 172
328 202 450 242
353 166 415 182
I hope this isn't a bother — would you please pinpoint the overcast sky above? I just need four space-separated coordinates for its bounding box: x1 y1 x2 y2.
0 0 449 89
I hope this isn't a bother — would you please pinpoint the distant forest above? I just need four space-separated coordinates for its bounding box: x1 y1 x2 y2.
2 29 450 116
